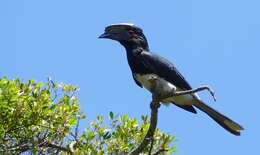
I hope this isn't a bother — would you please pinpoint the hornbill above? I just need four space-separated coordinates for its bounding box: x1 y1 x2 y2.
99 23 244 135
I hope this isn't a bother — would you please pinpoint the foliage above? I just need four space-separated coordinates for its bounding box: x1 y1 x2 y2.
0 77 176 154
76 113 176 155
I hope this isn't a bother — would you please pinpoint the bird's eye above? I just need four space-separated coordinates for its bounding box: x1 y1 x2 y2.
128 30 135 36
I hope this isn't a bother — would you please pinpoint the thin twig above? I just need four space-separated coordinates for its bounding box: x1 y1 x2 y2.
152 148 169 155
74 116 80 141
148 137 154 155
39 141 72 154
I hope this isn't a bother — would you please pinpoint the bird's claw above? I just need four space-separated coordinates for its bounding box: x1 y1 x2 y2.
205 86 217 102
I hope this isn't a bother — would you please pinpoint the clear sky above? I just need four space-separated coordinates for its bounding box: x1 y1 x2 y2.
1 0 259 154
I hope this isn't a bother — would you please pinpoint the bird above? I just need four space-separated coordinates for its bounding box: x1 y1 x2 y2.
99 23 244 136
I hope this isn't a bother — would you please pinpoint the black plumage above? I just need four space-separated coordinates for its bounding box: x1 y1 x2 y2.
124 48 197 114
99 23 243 135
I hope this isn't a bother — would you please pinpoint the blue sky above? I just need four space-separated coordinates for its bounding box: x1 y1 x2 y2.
1 0 259 154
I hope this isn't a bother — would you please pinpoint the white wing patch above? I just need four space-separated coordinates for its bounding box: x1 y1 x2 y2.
135 73 196 105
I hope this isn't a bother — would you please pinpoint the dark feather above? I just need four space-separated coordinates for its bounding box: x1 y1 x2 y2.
172 103 197 114
193 100 244 136
139 51 192 90
132 74 142 88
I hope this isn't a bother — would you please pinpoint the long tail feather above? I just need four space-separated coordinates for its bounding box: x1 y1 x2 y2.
193 99 244 136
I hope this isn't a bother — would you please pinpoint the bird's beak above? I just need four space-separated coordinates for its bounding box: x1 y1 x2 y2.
98 32 111 39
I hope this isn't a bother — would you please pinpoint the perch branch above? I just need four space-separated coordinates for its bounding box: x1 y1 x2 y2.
129 96 160 155
129 82 216 155
148 137 154 155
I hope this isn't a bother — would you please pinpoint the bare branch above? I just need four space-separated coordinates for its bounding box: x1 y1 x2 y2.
129 81 216 154
148 137 154 155
39 141 72 154
72 116 80 141
129 96 160 155
152 148 169 155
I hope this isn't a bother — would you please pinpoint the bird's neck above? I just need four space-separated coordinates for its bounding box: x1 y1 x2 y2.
120 40 149 52
120 41 150 74
120 40 149 61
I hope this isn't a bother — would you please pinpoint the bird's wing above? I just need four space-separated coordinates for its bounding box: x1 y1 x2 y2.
138 51 197 114
140 51 192 90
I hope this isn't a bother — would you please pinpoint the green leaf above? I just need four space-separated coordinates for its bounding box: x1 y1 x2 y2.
167 146 177 153
103 131 111 140
97 115 103 123
0 77 176 154
69 117 77 126
87 131 94 140
109 111 114 120
122 114 128 122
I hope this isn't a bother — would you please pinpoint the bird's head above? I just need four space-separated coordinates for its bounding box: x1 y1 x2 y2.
99 23 149 50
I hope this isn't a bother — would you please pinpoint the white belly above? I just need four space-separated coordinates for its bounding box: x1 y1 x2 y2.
135 73 196 105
